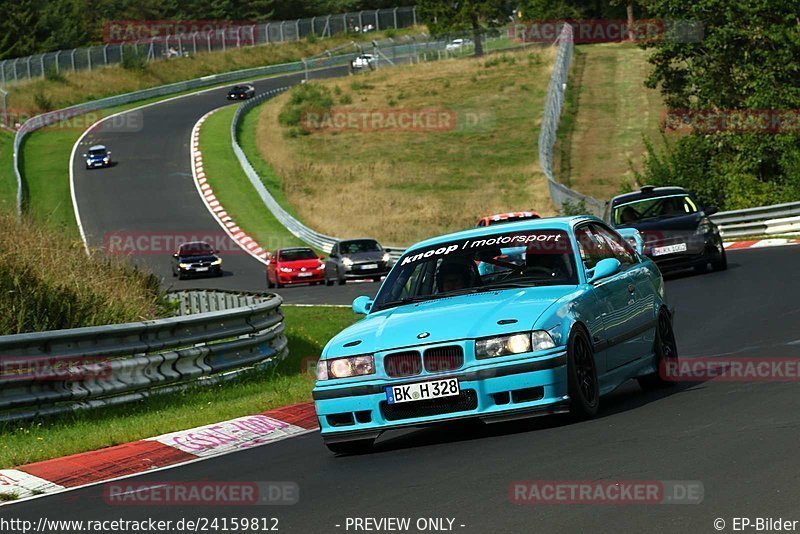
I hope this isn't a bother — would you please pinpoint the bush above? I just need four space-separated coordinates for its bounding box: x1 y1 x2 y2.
44 67 66 83
560 199 588 216
121 46 148 71
0 214 172 334
32 89 54 111
635 132 800 210
278 83 334 128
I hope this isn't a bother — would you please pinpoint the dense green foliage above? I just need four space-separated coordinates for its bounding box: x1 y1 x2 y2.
636 0 800 210
0 0 414 59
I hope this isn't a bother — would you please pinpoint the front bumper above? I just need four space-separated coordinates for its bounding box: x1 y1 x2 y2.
87 160 109 168
278 272 325 284
645 234 718 271
342 263 391 280
178 265 222 277
313 351 568 442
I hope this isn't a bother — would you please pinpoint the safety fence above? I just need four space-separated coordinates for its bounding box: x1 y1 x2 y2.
0 7 418 85
0 290 287 423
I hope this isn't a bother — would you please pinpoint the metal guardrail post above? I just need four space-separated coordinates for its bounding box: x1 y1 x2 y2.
0 88 7 127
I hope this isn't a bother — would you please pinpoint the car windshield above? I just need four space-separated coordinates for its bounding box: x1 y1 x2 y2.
372 229 577 312
179 242 214 256
280 249 317 261
613 195 698 225
88 148 106 156
231 86 246 92
340 240 382 254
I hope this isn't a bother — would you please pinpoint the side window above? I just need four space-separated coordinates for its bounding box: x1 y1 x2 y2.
592 224 636 267
574 225 613 270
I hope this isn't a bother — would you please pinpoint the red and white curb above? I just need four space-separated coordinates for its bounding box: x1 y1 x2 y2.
723 238 800 251
191 111 270 265
0 402 317 504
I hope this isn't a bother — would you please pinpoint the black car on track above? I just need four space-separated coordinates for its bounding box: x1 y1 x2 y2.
227 84 255 100
607 185 727 273
171 241 223 279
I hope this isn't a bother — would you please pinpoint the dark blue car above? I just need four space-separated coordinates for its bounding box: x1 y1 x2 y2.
84 145 111 169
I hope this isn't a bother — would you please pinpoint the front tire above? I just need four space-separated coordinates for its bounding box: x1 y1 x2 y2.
325 438 374 455
567 326 599 419
638 309 679 390
711 239 728 271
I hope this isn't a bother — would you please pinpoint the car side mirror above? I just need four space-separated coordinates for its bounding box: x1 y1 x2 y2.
352 296 373 315
172 253 178 258
82 154 87 157
319 256 325 261
704 205 719 216
587 258 621 284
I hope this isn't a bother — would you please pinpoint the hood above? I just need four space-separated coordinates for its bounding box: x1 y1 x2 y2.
344 251 385 262
324 286 579 357
279 258 322 269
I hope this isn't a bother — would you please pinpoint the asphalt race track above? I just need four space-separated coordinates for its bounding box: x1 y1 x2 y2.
71 64 383 305
6 245 800 532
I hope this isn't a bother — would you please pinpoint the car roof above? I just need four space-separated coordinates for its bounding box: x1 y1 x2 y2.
88 145 106 151
277 247 313 253
611 186 689 207
406 216 600 253
480 211 540 220
338 238 379 243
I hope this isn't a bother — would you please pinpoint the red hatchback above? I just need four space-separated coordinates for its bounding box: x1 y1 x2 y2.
266 247 326 288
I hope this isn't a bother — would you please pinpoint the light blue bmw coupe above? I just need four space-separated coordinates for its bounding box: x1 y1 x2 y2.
313 216 677 454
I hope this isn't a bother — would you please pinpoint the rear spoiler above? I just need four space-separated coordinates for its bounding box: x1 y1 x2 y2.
616 228 644 255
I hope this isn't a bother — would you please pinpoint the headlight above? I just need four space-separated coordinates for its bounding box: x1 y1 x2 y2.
178 263 190 268
697 217 712 235
279 267 293 273
318 355 375 380
103 157 109 163
342 257 354 267
475 331 555 359
211 259 222 265
318 263 326 270
382 252 391 262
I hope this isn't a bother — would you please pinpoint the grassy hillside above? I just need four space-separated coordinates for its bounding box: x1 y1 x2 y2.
555 43 665 199
249 48 556 246
0 213 170 334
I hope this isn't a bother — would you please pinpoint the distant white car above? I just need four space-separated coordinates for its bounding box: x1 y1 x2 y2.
446 38 472 52
350 54 376 72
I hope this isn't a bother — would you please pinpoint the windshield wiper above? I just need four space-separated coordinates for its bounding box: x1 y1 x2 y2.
375 295 442 310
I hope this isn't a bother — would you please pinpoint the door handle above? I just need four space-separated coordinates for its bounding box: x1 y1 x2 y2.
627 284 636 293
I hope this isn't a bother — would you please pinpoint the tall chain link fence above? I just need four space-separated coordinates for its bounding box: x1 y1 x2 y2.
538 24 606 216
0 7 417 86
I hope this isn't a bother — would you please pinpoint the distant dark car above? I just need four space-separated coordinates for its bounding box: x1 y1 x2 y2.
227 84 255 100
324 239 392 285
267 247 326 288
608 185 726 273
171 241 223 279
84 145 111 169
350 54 376 72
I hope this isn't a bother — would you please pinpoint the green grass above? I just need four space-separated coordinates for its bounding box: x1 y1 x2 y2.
0 129 14 212
0 305 359 468
554 43 665 200
200 106 310 251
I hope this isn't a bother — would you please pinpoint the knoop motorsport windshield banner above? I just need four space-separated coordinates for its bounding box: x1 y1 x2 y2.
399 230 572 267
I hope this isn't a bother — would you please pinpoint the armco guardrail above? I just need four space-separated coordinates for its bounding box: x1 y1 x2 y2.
0 290 287 423
538 24 606 217
711 201 800 239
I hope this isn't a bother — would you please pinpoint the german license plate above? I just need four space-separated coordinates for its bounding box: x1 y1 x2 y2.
653 243 687 256
195 267 209 272
386 378 460 404
361 263 378 269
298 272 313 277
